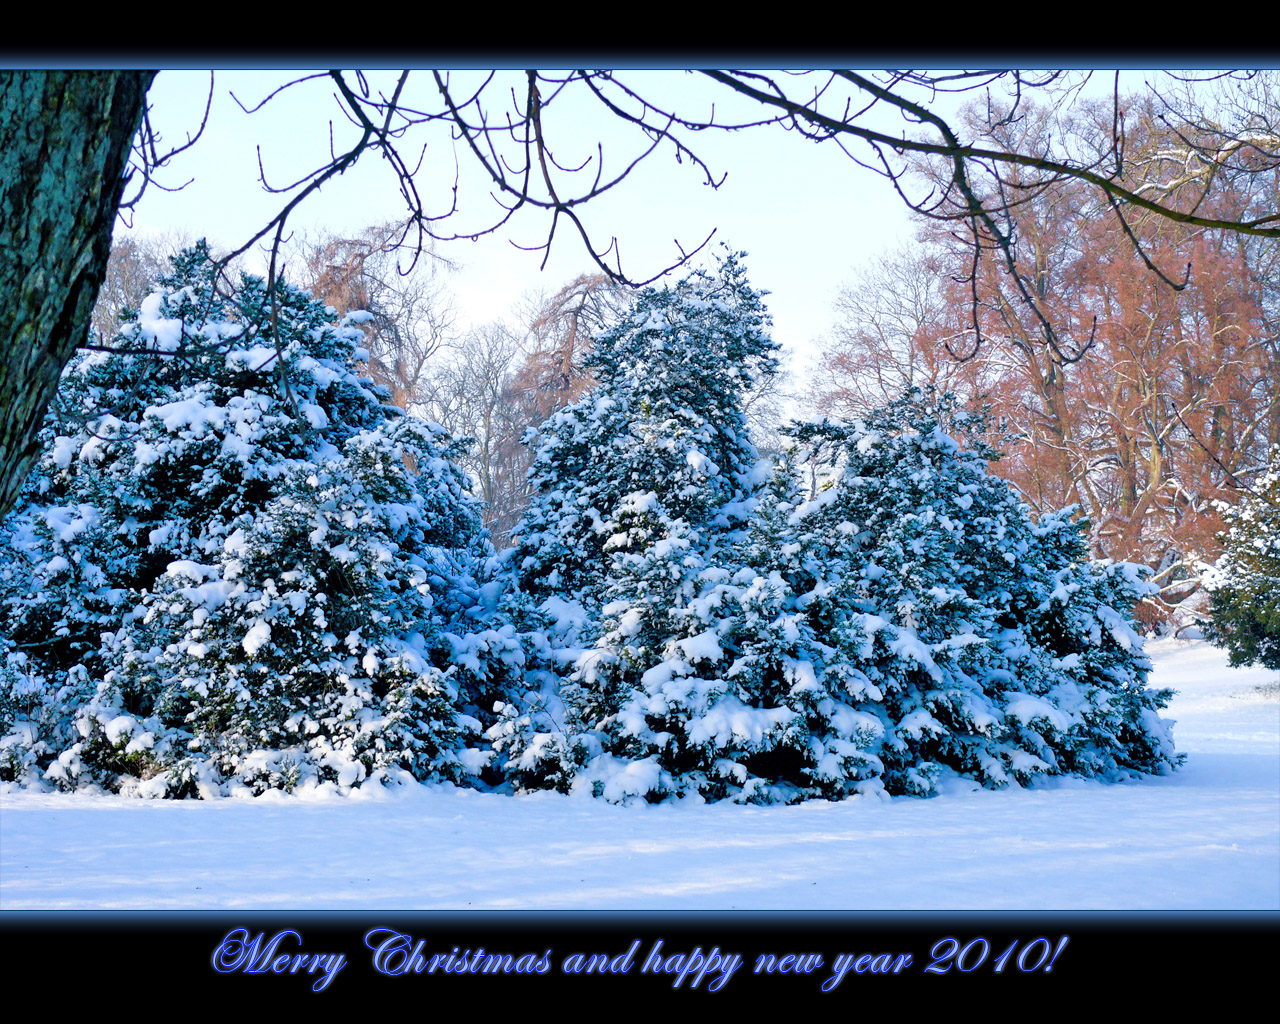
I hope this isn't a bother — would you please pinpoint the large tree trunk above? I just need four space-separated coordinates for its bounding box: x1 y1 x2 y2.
0 70 155 520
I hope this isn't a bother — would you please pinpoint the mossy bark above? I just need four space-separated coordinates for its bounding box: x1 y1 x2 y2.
0 70 155 519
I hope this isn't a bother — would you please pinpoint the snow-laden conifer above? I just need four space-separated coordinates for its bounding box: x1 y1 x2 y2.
511 249 773 604
0 243 495 795
1204 446 1280 670
787 392 1181 795
496 250 851 801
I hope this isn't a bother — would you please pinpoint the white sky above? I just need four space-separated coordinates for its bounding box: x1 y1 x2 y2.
121 69 1168 392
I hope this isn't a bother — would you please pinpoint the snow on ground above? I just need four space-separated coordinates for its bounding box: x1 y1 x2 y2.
1 640 1276 910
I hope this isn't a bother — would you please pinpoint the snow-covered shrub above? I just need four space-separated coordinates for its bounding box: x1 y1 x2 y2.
787 393 1181 796
494 249 792 798
0 242 498 795
1204 446 1280 669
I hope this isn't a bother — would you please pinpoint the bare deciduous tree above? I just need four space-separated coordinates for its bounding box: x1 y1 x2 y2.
417 322 527 544
294 222 457 410
811 242 979 416
512 274 631 419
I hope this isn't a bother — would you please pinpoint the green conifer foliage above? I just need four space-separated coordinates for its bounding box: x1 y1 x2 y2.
494 261 1182 803
788 393 1181 796
0 243 491 795
1205 447 1280 670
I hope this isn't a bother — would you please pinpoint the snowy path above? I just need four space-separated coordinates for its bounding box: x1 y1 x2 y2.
2 639 1276 910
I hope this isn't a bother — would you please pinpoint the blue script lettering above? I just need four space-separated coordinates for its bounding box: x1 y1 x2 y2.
212 928 346 993
365 928 429 975
822 950 913 991
640 939 741 992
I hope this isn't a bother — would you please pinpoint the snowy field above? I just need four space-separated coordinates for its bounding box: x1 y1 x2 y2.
1 638 1276 911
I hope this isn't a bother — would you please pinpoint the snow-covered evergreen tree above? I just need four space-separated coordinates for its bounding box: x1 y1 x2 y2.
0 242 495 795
492 252 771 791
787 392 1181 796
1204 446 1280 669
656 453 883 803
510 249 774 605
